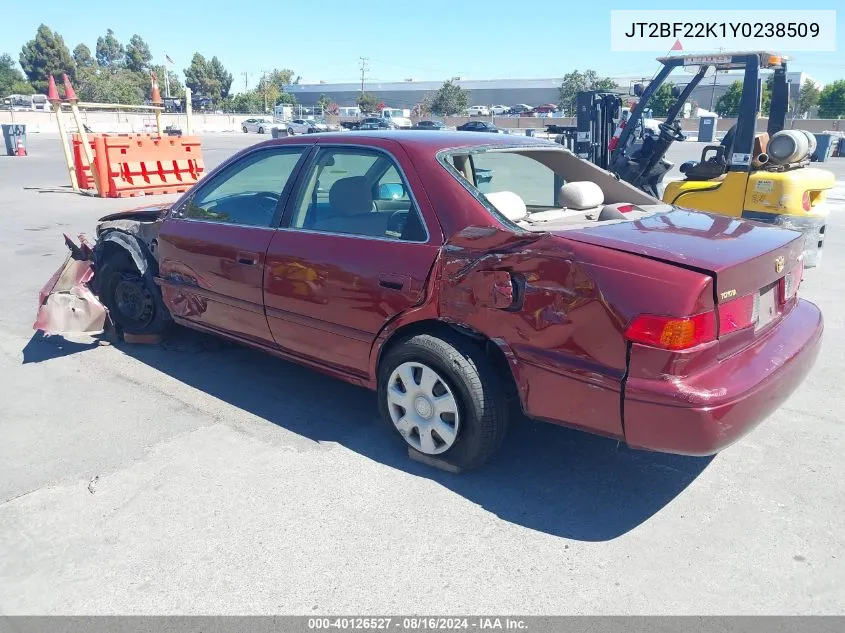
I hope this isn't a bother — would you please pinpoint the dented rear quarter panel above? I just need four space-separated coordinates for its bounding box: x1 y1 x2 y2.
432 226 715 440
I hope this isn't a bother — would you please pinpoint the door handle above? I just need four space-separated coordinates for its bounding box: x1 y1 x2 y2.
378 273 407 291
237 252 259 266
379 279 404 290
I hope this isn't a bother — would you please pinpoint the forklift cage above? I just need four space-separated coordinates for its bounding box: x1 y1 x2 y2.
612 52 789 173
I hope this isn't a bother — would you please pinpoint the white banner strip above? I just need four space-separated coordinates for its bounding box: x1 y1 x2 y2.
610 10 836 52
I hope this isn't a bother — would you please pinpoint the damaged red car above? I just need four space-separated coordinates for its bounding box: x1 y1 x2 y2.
36 132 823 469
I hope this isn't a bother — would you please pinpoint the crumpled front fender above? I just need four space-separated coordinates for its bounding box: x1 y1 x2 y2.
33 234 107 336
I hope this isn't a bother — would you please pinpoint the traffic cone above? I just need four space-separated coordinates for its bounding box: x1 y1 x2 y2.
150 71 163 105
15 137 26 156
62 73 78 102
47 75 61 104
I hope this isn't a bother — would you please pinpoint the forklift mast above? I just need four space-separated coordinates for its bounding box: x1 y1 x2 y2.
606 52 788 192
574 91 621 170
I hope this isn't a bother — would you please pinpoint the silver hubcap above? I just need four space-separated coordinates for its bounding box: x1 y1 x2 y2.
386 362 460 455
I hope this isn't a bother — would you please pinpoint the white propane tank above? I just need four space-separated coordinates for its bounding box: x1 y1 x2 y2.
800 130 817 157
768 130 812 164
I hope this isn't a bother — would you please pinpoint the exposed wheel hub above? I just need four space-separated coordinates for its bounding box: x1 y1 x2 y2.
114 275 154 326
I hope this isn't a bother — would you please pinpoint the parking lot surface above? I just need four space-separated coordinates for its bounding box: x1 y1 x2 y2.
1 133 844 615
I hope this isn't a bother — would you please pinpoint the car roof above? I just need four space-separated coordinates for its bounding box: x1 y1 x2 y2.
254 130 558 154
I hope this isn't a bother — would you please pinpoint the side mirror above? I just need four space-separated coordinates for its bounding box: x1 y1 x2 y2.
633 83 645 97
376 183 406 200
671 86 683 98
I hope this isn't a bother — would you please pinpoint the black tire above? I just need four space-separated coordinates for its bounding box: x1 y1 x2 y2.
377 331 509 470
242 126 248 133
287 127 294 136
258 127 264 134
98 251 171 336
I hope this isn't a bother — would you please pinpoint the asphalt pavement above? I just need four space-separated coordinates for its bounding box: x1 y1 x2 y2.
1 133 843 615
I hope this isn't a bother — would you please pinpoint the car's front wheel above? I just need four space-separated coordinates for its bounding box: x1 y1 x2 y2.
287 127 294 136
378 331 509 470
99 251 171 336
242 126 248 133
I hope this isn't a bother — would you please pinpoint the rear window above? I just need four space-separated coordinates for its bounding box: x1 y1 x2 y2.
470 152 556 206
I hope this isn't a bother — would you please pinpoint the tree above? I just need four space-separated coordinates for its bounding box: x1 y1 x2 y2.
95 29 124 67
19 24 76 92
317 93 332 112
428 79 469 115
650 83 676 117
356 92 379 113
72 44 95 69
818 80 845 119
715 81 743 117
798 79 821 117
184 53 232 103
124 35 152 73
222 91 263 113
209 56 233 98
77 67 145 104
558 70 618 114
1 53 28 96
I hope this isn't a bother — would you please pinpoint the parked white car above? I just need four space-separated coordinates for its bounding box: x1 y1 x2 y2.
466 105 491 116
285 119 319 135
241 118 274 134
491 104 510 115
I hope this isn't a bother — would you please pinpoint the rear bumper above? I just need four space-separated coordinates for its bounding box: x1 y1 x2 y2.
623 298 823 456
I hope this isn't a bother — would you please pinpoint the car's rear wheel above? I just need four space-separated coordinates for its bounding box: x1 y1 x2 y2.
258 127 264 134
99 251 171 336
377 331 509 470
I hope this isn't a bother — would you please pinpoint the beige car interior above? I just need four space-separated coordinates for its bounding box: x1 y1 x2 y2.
453 148 665 231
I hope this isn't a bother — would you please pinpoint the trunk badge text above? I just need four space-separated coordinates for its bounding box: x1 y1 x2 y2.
775 256 785 274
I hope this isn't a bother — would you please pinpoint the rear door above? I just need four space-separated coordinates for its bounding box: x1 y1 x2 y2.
263 142 442 376
158 144 311 346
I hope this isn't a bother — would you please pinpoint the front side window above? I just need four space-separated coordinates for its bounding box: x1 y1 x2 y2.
184 148 304 227
289 148 427 242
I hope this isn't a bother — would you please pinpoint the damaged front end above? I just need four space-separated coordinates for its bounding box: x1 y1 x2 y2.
33 234 107 336
33 204 169 337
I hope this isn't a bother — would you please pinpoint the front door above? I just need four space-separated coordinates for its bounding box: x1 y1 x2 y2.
158 145 309 346
264 144 442 376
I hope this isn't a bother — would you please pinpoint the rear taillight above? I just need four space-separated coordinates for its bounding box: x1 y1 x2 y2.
717 294 756 335
625 312 717 350
616 204 635 213
802 191 811 211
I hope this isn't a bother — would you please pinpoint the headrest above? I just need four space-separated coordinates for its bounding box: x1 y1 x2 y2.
558 181 604 210
329 176 373 216
484 191 528 222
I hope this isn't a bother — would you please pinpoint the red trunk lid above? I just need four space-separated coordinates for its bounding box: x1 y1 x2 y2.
560 210 804 299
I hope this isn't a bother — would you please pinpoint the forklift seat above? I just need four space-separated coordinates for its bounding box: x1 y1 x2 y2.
680 125 737 181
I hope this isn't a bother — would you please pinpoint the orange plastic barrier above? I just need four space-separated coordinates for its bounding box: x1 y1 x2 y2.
72 134 205 198
71 134 96 189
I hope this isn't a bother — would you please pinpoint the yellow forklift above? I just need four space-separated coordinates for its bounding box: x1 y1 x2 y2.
610 52 834 267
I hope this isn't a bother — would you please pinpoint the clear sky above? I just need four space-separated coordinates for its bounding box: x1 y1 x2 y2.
4 0 843 90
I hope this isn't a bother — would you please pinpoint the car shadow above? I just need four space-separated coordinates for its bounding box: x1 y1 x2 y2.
45 326 713 541
22 331 100 364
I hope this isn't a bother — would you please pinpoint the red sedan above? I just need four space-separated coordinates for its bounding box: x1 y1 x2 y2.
36 131 823 469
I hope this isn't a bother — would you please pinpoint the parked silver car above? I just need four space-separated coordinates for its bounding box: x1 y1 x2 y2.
285 119 319 135
241 118 274 134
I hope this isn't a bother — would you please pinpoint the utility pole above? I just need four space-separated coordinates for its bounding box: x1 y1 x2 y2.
242 71 249 93
262 70 268 113
359 57 369 95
